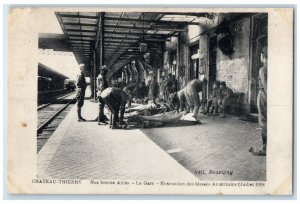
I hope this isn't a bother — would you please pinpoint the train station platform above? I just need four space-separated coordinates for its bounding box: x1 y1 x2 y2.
38 93 266 181
37 97 198 181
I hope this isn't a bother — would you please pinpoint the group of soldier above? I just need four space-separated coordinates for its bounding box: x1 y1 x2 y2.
75 46 267 156
76 64 128 129
204 81 233 118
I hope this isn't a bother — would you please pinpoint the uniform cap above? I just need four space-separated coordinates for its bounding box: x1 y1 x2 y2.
213 80 220 86
101 65 108 70
220 81 226 86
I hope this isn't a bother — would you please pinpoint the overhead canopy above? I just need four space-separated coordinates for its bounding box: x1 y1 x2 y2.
39 33 72 52
39 12 212 77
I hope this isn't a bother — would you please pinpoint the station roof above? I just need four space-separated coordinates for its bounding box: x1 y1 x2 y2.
49 12 211 76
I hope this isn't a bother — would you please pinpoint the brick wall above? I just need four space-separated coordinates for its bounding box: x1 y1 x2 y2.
216 18 251 109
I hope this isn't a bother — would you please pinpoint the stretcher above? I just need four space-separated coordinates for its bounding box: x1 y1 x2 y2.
128 110 184 128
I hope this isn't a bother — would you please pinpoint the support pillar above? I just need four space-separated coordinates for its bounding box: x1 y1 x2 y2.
99 12 105 70
93 50 97 100
176 33 181 91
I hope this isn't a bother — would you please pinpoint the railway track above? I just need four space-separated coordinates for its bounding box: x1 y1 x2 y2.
38 91 76 111
38 90 75 107
37 93 77 153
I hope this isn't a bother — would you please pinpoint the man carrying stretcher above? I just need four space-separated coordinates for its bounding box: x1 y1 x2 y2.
100 87 129 129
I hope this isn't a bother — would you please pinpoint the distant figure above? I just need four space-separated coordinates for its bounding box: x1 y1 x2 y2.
139 79 147 99
159 76 168 101
96 65 109 125
149 76 160 104
100 87 128 129
76 64 87 122
217 81 233 118
123 83 138 107
251 46 267 156
170 75 178 93
166 74 173 99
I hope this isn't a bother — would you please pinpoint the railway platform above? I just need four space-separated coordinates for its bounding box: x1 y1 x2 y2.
37 98 198 181
38 92 266 181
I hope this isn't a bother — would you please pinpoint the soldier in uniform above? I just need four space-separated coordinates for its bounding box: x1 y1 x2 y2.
251 46 267 156
149 75 160 105
218 81 233 118
76 64 87 122
204 81 221 116
96 65 109 125
100 87 128 129
169 79 203 122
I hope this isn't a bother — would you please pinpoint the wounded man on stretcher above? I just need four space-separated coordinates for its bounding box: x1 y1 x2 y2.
101 82 203 129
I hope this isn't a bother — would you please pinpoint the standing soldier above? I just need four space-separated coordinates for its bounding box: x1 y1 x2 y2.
76 64 87 122
149 75 160 105
251 46 267 156
96 65 109 125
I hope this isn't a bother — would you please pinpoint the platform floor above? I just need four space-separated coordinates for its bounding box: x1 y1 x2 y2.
38 94 266 181
37 98 197 181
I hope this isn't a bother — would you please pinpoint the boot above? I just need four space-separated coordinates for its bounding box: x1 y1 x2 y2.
203 107 208 115
207 107 213 116
250 144 266 156
77 109 86 122
98 112 108 125
212 108 219 116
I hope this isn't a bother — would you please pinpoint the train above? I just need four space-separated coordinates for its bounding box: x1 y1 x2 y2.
64 79 76 91
38 62 74 92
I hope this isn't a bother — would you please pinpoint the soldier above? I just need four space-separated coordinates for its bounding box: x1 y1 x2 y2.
166 74 173 99
170 88 189 113
204 81 221 116
251 46 267 156
96 65 109 125
100 87 128 129
149 75 160 105
170 75 178 94
76 64 87 122
139 79 147 99
218 81 233 118
170 79 203 122
123 83 138 107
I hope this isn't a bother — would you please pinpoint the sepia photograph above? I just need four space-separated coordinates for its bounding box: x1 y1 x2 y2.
6 7 293 195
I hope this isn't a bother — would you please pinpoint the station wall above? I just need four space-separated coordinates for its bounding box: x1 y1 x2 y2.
163 15 254 113
215 18 251 109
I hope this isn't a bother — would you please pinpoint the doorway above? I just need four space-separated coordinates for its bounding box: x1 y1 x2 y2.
250 13 268 113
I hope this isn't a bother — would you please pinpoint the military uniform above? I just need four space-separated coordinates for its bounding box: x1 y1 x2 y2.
206 85 221 115
258 65 267 148
218 84 233 117
76 71 87 121
96 73 108 124
149 79 159 104
123 83 138 107
171 79 202 121
100 87 128 129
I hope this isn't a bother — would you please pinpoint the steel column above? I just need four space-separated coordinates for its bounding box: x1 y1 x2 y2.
99 12 105 69
93 50 97 100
